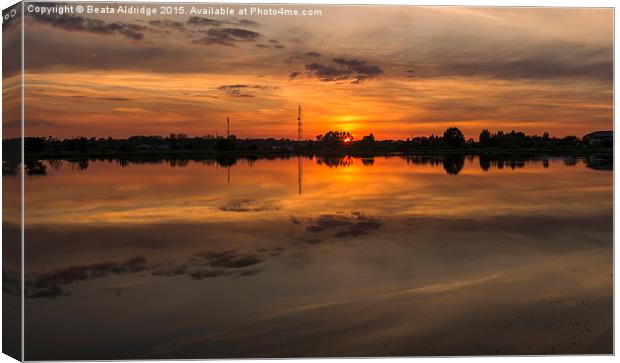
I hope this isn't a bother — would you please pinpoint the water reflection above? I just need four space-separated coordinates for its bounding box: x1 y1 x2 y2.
316 155 354 168
17 155 612 359
442 154 465 175
5 154 613 178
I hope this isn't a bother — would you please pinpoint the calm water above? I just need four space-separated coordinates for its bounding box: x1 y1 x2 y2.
12 155 612 359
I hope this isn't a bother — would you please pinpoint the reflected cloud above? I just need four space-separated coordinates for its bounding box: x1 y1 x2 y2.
220 199 279 213
299 211 382 240
26 249 273 298
26 256 147 298
154 250 264 280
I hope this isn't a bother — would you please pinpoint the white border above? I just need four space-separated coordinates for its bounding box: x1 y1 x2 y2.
0 1 616 363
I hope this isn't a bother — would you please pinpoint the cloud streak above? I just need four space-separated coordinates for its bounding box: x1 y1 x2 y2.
187 16 259 28
217 85 273 98
193 27 261 46
30 13 147 40
304 58 383 83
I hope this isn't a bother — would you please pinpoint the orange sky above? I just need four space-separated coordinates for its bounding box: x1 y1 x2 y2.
4 5 613 140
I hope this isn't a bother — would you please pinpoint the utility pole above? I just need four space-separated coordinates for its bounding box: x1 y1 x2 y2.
227 117 230 138
297 105 302 142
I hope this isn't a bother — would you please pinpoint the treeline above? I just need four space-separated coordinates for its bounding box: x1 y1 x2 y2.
5 127 611 158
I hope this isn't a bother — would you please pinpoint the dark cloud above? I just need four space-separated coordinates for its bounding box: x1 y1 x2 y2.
269 39 285 48
187 16 222 27
332 58 364 67
217 85 272 98
186 17 258 28
213 28 260 40
24 32 209 73
305 58 383 83
257 39 285 49
193 27 261 46
284 52 321 66
149 19 186 31
289 71 301 79
29 13 146 40
284 55 303 65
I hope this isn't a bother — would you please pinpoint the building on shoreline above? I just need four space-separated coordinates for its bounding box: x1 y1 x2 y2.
583 131 613 147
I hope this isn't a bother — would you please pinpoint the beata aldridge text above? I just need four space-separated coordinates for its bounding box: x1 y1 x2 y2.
86 5 159 15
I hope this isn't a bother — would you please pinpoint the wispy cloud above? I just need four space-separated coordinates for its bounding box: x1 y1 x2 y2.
193 27 261 46
30 13 146 40
304 58 383 83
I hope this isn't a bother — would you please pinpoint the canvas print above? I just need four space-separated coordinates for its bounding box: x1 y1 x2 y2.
2 2 613 360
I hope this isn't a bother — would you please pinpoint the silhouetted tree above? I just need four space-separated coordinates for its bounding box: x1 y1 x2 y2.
362 134 375 143
479 129 491 146
216 138 236 151
25 138 46 153
316 131 353 149
443 127 465 147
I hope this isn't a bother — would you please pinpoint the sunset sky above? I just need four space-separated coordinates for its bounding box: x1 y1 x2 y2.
6 5 613 140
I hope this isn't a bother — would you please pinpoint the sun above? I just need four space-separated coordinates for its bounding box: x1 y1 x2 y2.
343 137 352 143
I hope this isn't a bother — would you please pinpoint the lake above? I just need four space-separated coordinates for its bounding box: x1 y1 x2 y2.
10 154 613 359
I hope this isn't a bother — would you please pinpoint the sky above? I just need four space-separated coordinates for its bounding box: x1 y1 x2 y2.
5 4 613 140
